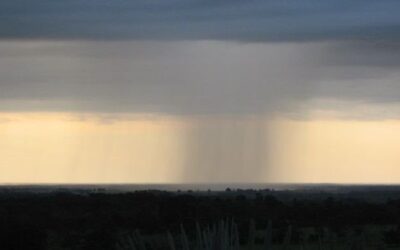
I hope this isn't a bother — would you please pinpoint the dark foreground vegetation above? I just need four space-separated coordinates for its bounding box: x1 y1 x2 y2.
2 187 400 249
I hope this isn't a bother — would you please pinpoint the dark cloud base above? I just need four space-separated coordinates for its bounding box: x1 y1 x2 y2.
1 0 400 42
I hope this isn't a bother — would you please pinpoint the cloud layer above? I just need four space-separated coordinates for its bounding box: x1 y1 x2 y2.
1 40 400 118
1 0 400 41
0 1 400 118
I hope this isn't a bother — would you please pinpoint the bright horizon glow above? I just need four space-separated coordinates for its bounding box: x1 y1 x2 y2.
0 112 186 184
1 111 400 184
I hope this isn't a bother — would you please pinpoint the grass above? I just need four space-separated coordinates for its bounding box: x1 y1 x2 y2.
116 220 400 250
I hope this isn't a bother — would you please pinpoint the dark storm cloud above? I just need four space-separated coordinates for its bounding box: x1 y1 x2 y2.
1 0 400 42
1 0 400 118
320 41 400 68
1 40 400 117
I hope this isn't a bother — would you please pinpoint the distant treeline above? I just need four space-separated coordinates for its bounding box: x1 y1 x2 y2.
1 190 400 249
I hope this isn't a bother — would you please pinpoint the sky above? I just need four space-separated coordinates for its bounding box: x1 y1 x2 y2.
1 0 400 184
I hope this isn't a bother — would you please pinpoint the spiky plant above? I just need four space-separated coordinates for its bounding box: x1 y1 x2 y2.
117 219 274 250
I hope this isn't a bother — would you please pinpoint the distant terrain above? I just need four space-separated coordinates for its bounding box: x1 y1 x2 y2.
1 184 400 249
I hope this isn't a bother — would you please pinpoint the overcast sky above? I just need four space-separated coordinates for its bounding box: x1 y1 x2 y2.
1 1 400 183
0 0 399 117
1 0 400 41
